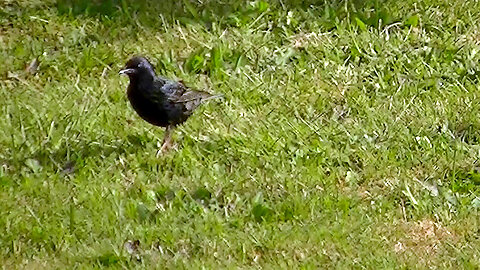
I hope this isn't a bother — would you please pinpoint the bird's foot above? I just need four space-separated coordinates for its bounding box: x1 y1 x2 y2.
156 145 169 157
156 141 176 157
156 125 176 157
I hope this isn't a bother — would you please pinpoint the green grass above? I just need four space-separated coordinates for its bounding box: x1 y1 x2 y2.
1 0 480 268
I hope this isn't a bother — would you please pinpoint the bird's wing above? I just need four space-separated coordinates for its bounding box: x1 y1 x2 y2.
160 81 187 99
153 78 222 115
177 89 219 112
174 89 214 102
162 80 216 104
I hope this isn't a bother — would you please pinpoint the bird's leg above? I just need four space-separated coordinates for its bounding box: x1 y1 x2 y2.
159 125 174 153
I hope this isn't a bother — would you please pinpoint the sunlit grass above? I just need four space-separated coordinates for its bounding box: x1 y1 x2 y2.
1 0 480 268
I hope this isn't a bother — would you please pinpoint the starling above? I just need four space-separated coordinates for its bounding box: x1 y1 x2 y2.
119 56 222 152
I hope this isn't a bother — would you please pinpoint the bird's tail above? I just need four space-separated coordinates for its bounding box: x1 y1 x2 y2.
202 94 225 102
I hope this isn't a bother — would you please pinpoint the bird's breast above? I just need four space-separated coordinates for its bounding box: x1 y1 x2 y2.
127 86 170 127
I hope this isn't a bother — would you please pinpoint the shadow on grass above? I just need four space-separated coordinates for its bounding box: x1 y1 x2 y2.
3 132 154 177
55 0 396 30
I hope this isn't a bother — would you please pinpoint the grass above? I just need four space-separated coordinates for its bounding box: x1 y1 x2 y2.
1 0 480 268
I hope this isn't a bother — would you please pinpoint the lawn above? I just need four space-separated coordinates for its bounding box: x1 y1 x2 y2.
1 0 480 268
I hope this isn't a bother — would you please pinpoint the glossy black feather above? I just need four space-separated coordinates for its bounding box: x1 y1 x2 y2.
121 56 220 127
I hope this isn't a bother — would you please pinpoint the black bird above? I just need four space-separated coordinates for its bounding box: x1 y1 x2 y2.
119 56 222 152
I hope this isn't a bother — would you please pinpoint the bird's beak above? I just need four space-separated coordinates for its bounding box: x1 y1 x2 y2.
119 68 136 75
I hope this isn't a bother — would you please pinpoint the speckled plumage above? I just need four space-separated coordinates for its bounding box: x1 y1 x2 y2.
120 56 222 152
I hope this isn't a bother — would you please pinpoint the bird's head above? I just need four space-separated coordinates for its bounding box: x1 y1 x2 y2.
119 56 155 79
